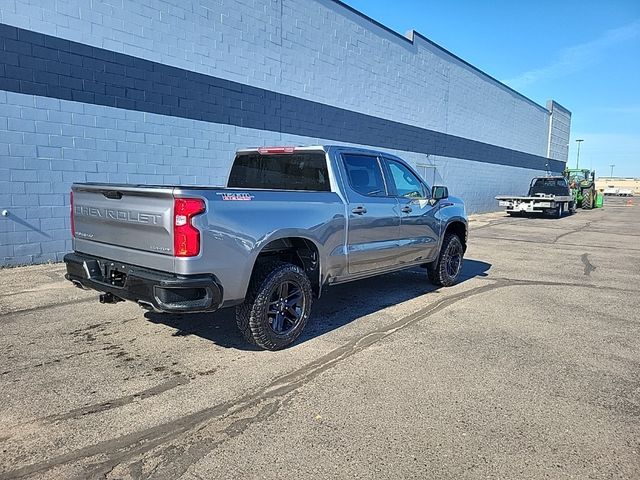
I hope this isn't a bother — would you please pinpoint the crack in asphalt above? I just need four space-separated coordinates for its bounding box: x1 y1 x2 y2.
0 277 616 480
553 221 593 244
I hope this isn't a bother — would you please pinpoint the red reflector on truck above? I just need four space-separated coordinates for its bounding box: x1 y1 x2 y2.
257 146 295 155
174 198 205 257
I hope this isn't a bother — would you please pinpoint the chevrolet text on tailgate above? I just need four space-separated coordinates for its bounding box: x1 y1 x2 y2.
65 146 468 350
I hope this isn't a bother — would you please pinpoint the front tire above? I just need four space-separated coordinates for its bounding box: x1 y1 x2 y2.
427 234 465 287
236 261 312 351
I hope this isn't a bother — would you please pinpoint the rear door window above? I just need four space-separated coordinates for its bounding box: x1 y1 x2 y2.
228 152 330 191
342 154 387 197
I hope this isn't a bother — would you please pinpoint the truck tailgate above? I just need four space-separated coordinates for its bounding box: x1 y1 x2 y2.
72 184 174 256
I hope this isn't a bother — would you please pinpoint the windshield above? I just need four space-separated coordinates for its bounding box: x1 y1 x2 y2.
568 172 588 182
528 178 568 196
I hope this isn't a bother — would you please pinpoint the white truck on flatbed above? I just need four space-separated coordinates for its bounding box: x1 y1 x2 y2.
496 176 575 218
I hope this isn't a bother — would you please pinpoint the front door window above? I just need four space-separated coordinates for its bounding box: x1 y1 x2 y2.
386 160 427 199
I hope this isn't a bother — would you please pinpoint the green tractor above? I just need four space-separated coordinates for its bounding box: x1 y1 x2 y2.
563 168 596 209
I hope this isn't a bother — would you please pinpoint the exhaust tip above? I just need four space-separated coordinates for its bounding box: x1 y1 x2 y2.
70 280 88 290
138 300 162 313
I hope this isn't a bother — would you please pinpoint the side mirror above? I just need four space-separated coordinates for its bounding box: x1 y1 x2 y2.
432 185 449 201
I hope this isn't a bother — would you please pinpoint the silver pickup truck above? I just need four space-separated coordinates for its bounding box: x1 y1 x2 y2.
64 145 467 349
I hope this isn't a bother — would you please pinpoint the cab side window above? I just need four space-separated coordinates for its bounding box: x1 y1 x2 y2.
342 154 387 197
386 159 427 199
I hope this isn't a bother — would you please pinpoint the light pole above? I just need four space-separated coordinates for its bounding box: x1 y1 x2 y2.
575 139 584 169
610 164 615 179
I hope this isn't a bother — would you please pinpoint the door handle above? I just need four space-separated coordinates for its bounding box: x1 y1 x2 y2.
352 206 367 215
401 205 412 213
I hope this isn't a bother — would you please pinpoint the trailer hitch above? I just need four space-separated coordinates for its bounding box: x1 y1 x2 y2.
99 292 124 304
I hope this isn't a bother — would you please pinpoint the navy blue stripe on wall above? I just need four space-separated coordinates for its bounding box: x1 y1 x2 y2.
0 23 564 172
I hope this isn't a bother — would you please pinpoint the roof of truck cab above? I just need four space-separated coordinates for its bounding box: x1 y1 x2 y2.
235 145 398 156
235 145 326 154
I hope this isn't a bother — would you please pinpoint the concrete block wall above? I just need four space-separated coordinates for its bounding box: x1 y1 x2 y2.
0 0 570 266
547 100 572 163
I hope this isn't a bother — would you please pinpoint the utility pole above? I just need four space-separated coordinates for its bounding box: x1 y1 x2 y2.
575 139 584 169
610 164 615 179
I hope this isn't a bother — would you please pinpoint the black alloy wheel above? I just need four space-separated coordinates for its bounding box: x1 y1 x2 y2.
236 261 313 350
267 280 305 335
444 238 463 278
427 233 465 287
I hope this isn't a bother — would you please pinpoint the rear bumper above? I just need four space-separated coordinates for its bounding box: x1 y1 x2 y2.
64 252 222 313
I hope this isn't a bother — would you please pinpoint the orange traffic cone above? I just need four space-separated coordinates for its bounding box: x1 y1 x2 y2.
627 198 634 207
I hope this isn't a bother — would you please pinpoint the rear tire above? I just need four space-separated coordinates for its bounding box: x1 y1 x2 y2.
582 189 593 210
427 234 465 287
236 261 312 351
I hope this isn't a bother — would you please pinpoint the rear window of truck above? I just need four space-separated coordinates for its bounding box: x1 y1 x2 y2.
228 152 330 191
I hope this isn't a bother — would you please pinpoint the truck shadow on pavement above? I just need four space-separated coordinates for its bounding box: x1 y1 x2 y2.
145 259 491 350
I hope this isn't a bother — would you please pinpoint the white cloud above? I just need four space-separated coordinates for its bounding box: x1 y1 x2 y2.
503 19 640 89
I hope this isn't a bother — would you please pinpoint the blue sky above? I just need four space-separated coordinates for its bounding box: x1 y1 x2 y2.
343 0 640 177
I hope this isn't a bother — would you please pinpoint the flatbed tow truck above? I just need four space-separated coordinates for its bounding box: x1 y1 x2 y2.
496 176 575 218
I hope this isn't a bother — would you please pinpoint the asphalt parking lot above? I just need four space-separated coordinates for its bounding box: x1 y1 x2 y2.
1 196 639 479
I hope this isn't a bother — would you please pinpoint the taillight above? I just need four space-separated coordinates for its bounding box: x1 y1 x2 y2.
70 191 75 237
174 198 205 257
257 146 295 155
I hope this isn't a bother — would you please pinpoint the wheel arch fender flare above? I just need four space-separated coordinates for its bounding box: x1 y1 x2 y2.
243 230 325 300
441 217 468 252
